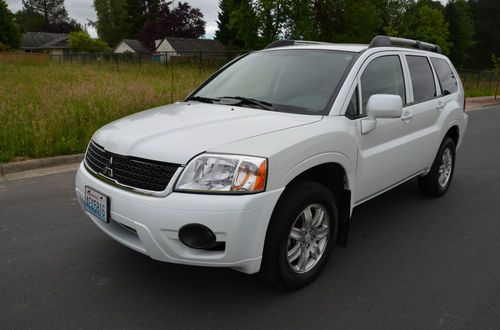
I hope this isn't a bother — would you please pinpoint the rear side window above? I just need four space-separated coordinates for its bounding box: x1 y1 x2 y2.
361 55 405 115
406 56 436 103
431 58 458 95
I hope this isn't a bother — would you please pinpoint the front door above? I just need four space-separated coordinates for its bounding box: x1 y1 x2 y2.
352 53 415 203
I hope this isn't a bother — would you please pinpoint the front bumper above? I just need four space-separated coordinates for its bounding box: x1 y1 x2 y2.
75 163 284 274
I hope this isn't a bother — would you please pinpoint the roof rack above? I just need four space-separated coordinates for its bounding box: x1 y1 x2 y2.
264 40 330 49
369 35 442 54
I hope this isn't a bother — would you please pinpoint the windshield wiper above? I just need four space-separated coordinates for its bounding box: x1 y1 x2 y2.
185 96 219 104
220 96 276 111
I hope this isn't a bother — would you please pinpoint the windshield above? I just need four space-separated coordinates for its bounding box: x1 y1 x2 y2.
192 49 356 115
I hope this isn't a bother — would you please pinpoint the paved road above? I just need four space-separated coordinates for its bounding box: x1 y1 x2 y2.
1 106 500 329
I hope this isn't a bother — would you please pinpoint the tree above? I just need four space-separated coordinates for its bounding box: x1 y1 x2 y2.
335 0 383 43
92 0 130 47
16 0 81 33
313 0 382 43
138 1 205 49
0 0 21 49
22 0 68 24
68 31 108 52
125 0 161 37
216 0 259 49
169 2 205 37
15 8 45 32
392 1 451 54
255 0 287 45
284 0 317 40
227 0 259 49
372 0 414 35
468 0 500 69
445 0 474 68
216 0 245 48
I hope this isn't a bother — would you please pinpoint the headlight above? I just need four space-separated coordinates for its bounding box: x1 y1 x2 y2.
175 153 267 193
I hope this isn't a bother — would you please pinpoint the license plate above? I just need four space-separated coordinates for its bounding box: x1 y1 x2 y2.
84 186 109 223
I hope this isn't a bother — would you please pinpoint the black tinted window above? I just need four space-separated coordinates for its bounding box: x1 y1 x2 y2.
345 87 359 118
406 56 436 103
361 56 405 115
431 58 458 95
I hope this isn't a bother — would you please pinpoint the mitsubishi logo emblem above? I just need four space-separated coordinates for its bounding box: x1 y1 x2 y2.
103 156 114 178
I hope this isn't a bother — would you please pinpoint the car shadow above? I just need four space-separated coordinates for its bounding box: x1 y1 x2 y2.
93 178 428 298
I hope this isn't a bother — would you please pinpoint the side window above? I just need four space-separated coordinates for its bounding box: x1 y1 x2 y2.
345 87 360 118
406 55 436 103
431 58 458 95
361 55 405 115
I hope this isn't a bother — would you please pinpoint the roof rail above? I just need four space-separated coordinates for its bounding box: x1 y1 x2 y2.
264 40 330 49
369 35 442 54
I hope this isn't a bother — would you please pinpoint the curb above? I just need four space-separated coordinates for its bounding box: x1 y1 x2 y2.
0 153 84 179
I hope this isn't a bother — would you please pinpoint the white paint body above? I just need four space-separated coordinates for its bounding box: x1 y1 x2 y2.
76 44 468 273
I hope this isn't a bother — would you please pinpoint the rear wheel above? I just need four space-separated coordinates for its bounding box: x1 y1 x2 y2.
260 180 338 290
418 137 456 197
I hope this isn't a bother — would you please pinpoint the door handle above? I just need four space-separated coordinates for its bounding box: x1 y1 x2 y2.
437 101 445 111
401 111 413 122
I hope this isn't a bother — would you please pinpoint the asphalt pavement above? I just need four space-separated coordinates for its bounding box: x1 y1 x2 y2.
1 106 500 329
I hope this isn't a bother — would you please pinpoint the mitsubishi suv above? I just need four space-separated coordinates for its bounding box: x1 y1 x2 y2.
76 36 469 289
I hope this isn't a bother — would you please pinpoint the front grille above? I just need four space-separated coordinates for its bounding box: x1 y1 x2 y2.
85 141 180 192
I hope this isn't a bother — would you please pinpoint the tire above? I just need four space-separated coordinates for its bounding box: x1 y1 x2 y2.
418 137 456 197
260 180 338 290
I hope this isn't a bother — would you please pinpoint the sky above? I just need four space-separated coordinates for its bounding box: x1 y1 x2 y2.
4 0 220 39
5 0 448 40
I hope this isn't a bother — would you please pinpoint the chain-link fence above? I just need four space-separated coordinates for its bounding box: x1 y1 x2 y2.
48 50 247 70
457 69 499 98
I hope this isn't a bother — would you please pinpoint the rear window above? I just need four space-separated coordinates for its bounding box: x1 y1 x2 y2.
406 56 436 103
431 58 458 95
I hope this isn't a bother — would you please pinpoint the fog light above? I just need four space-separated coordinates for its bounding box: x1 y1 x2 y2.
178 224 216 249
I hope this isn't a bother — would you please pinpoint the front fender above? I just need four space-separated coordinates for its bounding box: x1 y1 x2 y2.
278 152 355 191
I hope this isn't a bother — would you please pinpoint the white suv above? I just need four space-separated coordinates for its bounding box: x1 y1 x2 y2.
76 36 468 289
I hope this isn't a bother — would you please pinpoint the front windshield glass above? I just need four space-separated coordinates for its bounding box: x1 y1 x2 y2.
193 49 356 115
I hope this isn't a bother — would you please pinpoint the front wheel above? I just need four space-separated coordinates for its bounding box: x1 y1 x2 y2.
260 180 338 290
418 137 456 197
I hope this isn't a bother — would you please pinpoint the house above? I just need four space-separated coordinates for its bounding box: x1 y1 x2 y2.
112 37 227 63
21 32 69 54
155 37 226 56
114 39 149 53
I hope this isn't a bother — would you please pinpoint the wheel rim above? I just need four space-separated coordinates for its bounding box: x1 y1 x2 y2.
438 147 453 188
287 203 330 274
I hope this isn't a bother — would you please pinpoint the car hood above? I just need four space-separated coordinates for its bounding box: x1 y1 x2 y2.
92 102 322 164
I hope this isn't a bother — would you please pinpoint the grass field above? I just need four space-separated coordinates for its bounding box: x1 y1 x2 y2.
460 70 499 97
0 61 216 163
0 58 498 163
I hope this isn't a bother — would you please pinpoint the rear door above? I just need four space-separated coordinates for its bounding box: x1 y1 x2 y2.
400 54 442 172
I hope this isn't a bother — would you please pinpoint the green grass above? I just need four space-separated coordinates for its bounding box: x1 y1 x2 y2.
0 61 216 163
464 87 498 97
459 70 499 97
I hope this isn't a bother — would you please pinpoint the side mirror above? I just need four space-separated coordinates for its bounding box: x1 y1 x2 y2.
366 94 403 118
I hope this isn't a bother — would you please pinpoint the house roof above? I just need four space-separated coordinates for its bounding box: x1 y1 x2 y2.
121 39 148 52
21 32 69 50
164 37 226 53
